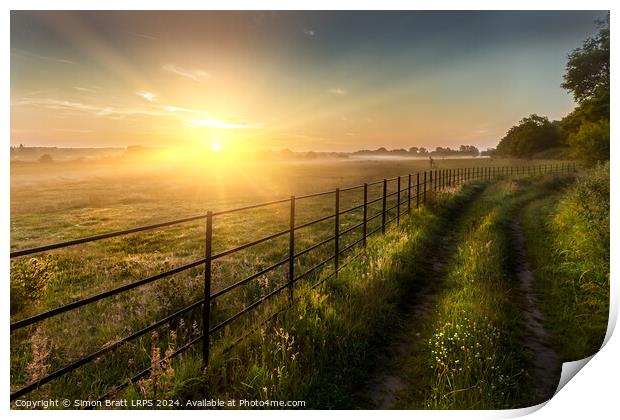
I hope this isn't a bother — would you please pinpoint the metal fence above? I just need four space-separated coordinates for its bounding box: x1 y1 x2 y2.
9 162 576 401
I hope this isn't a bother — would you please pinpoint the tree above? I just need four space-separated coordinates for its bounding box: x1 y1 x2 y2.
496 114 564 158
567 119 609 165
38 154 53 163
561 14 609 164
459 145 479 156
562 15 609 104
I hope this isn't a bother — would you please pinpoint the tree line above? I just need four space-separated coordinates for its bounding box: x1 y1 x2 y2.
495 15 609 165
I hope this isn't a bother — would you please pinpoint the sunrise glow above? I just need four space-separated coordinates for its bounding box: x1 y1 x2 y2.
10 11 605 152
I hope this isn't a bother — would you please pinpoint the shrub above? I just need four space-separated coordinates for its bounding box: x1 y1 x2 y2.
568 119 610 166
11 257 54 314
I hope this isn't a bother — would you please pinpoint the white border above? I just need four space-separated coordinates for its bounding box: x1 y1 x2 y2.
3 2 617 419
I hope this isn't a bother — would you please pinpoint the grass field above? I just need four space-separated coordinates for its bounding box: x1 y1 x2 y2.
10 156 577 405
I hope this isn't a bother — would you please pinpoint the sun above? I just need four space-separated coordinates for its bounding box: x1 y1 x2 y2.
211 142 223 152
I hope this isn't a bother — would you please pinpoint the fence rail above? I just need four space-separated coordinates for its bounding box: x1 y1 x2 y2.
9 162 577 401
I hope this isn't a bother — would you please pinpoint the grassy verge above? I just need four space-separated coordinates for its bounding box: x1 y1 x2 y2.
391 172 590 409
520 163 609 361
117 184 485 408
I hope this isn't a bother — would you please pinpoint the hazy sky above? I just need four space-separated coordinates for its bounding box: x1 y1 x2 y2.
10 10 607 152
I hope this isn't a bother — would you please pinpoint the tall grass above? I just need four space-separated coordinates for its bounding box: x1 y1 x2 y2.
121 185 484 408
521 163 609 360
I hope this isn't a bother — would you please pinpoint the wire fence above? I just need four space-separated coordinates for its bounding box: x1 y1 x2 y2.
9 162 577 401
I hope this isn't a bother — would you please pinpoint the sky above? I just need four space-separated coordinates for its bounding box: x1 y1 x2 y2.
10 10 607 152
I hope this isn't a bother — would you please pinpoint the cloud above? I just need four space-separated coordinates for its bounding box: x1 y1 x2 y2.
185 118 262 129
303 29 316 36
163 105 210 116
165 105 261 128
328 88 348 95
186 117 263 129
15 97 162 119
136 91 158 102
124 30 157 41
162 64 211 82
15 96 261 129
12 49 76 65
53 128 94 133
73 86 99 93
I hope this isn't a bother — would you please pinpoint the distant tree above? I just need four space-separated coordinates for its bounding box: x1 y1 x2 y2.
496 114 564 158
280 148 294 159
459 145 479 156
409 146 419 154
19 143 24 149
38 154 53 163
418 147 428 155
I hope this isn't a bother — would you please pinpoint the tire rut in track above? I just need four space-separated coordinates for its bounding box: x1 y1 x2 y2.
509 218 560 404
363 194 479 409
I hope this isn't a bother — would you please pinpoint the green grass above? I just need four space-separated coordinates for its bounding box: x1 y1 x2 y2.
387 172 601 409
126 182 486 408
520 162 609 361
9 157 572 405
392 180 532 409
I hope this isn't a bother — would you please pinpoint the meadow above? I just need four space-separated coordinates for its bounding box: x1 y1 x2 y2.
10 156 577 405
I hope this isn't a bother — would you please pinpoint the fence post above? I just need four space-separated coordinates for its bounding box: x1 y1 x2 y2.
416 172 420 208
202 211 213 368
407 174 412 213
334 188 340 274
423 171 427 204
363 183 368 247
288 196 295 303
382 179 387 234
397 176 401 226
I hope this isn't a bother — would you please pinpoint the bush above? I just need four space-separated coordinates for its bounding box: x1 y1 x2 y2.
11 257 54 314
555 161 609 260
38 154 54 163
567 119 610 166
